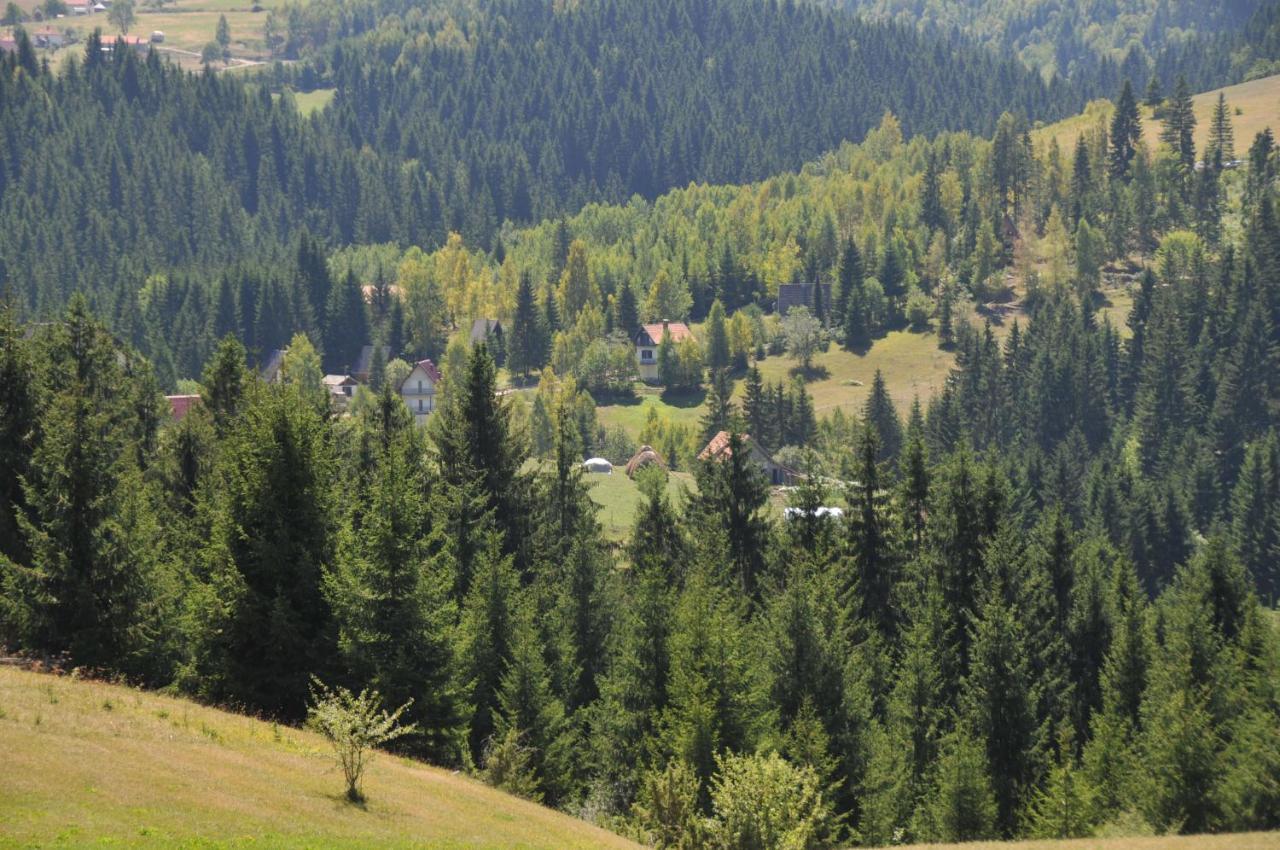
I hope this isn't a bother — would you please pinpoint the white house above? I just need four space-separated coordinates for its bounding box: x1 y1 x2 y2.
399 358 442 424
634 320 693 382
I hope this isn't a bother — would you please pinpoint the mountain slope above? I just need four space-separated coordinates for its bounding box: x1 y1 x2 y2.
0 667 638 848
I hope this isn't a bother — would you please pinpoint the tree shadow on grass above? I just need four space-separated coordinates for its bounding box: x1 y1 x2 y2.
659 387 707 408
788 364 830 382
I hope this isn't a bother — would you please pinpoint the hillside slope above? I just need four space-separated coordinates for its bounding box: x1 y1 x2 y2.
0 667 638 849
1033 72 1280 154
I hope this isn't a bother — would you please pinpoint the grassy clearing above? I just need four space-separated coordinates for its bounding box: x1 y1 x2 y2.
0 666 639 849
748 328 954 418
596 384 707 437
291 87 336 116
586 468 695 542
1034 73 1280 155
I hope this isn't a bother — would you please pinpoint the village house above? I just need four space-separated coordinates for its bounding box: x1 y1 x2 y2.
399 358 441 425
322 374 357 410
633 320 693 382
698 430 801 486
776 281 831 316
469 318 503 346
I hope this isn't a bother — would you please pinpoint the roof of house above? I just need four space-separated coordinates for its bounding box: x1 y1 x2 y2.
469 318 502 345
697 430 796 473
165 394 201 421
401 358 442 388
323 374 356 388
637 321 693 346
776 282 831 315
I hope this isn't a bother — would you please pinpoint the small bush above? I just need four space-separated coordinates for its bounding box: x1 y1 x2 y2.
708 751 836 850
306 679 416 803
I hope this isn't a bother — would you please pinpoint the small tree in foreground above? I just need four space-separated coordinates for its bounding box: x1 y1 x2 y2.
306 680 416 802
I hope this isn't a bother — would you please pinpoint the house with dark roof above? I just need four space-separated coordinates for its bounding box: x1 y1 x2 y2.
399 359 442 424
634 320 694 382
469 318 503 346
698 430 800 486
776 282 831 316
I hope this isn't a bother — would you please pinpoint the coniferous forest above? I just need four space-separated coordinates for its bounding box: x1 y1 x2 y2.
3 0 1280 846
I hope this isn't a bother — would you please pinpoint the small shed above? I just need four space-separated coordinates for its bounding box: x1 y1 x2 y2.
582 457 613 474
625 445 667 478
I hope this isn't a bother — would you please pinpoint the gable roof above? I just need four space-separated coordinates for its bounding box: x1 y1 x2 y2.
469 318 502 345
401 358 442 388
323 374 357 388
637 321 693 347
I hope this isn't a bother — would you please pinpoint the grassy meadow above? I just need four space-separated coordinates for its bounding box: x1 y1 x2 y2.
586 467 695 542
0 666 640 849
1033 73 1280 155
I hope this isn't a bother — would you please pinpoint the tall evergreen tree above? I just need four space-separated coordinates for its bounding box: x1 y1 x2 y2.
1109 80 1142 182
863 370 903 466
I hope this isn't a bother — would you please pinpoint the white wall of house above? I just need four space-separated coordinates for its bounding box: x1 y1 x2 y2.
400 365 438 424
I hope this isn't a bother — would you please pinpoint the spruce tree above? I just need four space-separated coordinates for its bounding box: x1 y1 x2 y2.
1207 92 1235 165
920 724 998 842
4 299 161 672
0 303 36 566
456 532 520 764
327 429 459 761
834 237 863 337
691 431 770 599
704 300 730 375
847 424 898 637
431 344 528 570
863 370 903 466
742 366 767 441
509 272 542 381
191 382 337 719
1108 80 1142 182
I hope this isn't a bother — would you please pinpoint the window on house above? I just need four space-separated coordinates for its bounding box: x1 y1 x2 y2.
641 349 654 361
418 399 424 412
417 380 423 392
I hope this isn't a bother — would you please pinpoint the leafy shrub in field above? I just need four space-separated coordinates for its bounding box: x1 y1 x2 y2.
708 752 836 850
306 680 415 802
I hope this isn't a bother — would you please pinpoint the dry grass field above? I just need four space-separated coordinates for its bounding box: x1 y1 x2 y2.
1034 73 1280 156
0 666 640 849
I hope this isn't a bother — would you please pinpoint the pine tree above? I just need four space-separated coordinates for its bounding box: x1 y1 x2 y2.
963 582 1038 836
699 368 734 444
920 724 998 842
509 271 541 380
4 299 161 672
616 281 640 337
692 431 770 599
325 269 370 373
1070 135 1092 225
456 533 520 765
191 381 337 719
327 429 459 760
557 240 598 321
1144 75 1163 108
742 366 767 442
704 300 730 374
1228 433 1280 604
1026 726 1094 839
1207 92 1235 165
847 424 898 637
834 237 863 336
431 344 528 570
1160 76 1197 174
921 152 947 234
493 603 572 805
201 335 250 437
0 303 36 566
1108 80 1142 182
863 370 903 466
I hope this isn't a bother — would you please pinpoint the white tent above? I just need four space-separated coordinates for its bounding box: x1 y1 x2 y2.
582 457 613 474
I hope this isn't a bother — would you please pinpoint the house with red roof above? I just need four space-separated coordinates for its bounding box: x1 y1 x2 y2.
399 358 442 424
633 320 693 382
698 430 800 486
